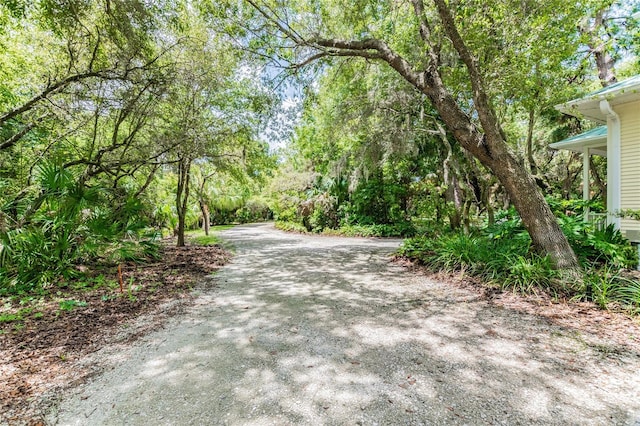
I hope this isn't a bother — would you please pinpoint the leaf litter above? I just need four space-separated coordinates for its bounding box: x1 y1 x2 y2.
0 242 230 425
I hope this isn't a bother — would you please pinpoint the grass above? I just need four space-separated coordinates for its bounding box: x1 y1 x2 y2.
274 221 308 233
275 221 415 237
185 225 233 246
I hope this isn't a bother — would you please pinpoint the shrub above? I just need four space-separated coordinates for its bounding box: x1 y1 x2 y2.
399 201 640 307
329 222 416 238
0 163 159 295
234 199 272 223
492 254 557 293
579 266 640 312
274 221 308 233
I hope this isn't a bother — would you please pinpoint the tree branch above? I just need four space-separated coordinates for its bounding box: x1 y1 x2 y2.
313 38 425 88
0 71 108 127
410 0 440 67
431 0 504 143
0 121 38 151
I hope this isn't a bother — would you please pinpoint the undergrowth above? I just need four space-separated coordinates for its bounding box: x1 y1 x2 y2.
275 220 415 237
398 199 640 313
275 221 308 233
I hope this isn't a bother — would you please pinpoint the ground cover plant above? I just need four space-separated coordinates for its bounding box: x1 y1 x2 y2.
398 199 640 312
0 238 231 423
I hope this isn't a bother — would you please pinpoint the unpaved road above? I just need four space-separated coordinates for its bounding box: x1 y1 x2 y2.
48 223 640 425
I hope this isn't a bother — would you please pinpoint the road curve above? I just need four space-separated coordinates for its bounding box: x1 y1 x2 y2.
48 223 640 425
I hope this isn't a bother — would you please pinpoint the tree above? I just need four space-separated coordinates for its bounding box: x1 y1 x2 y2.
153 6 274 246
289 60 484 232
578 1 640 87
242 0 586 268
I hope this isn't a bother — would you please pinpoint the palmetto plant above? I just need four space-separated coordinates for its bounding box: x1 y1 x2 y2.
0 162 158 294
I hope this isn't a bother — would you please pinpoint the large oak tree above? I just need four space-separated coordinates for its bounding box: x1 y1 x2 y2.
241 0 593 269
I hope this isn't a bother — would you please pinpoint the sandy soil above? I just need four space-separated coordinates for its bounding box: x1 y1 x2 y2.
42 223 640 425
0 243 230 425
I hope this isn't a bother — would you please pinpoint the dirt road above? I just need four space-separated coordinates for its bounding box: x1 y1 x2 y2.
48 223 640 425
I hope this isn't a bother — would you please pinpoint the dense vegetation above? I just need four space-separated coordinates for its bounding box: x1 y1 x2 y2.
1 0 640 311
255 0 640 310
0 1 275 296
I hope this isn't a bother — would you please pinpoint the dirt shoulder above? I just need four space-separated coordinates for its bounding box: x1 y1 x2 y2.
0 243 230 425
398 261 640 354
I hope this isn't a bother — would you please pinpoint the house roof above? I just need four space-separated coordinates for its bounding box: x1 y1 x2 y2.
549 126 607 156
556 75 640 123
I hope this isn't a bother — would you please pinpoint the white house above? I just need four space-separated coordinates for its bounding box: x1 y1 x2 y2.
550 74 640 240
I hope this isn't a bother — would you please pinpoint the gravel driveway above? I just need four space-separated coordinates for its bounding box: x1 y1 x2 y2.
48 223 640 425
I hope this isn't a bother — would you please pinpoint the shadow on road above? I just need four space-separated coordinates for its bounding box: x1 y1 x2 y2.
51 223 640 425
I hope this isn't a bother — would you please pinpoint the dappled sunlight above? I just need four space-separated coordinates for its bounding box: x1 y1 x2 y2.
52 223 640 425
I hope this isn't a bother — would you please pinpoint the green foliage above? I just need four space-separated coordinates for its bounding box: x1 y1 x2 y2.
338 178 409 226
400 199 638 298
234 198 272 223
0 162 159 295
490 254 558 293
580 267 640 312
0 0 273 292
484 200 637 269
0 312 22 323
276 220 415 238
617 209 640 221
274 221 308 233
399 233 558 293
186 229 224 246
327 222 416 238
58 299 87 311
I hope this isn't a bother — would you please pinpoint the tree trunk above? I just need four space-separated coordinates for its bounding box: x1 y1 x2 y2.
200 201 211 236
526 109 538 175
484 184 497 226
246 0 580 269
423 75 577 268
589 157 607 207
581 8 617 87
176 157 191 247
462 199 472 236
427 0 579 269
441 132 464 230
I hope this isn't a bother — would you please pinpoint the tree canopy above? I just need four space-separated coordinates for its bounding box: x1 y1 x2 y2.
0 0 639 294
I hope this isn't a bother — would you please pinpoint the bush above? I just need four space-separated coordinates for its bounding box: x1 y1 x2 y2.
399 201 640 307
579 266 640 312
483 205 637 269
328 222 416 238
0 163 159 295
234 199 272 223
274 221 308 233
398 233 560 293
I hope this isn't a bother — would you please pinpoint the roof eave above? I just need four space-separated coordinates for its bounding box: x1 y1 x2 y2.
555 75 640 123
555 99 607 123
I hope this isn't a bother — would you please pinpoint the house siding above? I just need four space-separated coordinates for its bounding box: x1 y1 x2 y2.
617 101 640 238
